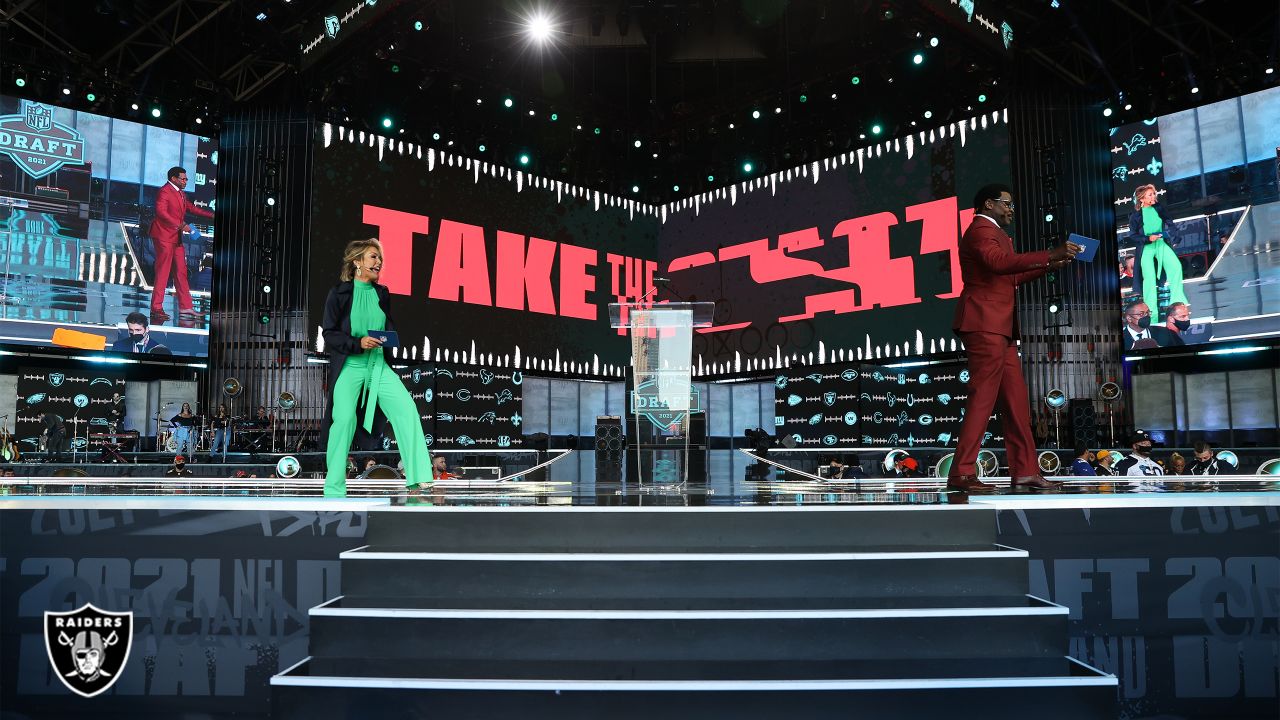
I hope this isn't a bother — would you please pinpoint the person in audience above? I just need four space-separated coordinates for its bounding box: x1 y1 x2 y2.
361 456 378 474
1094 451 1118 476
824 456 846 480
1070 445 1097 476
111 311 160 353
432 454 460 480
1113 430 1164 477
842 455 868 479
1188 440 1228 475
1168 452 1187 475
1164 302 1192 341
1122 301 1183 350
894 456 921 478
165 455 193 477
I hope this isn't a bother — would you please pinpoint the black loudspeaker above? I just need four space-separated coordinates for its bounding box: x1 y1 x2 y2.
595 417 624 451
1068 399 1098 448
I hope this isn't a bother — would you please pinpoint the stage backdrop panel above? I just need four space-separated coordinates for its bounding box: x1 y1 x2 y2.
308 124 660 379
859 360 1002 449
773 367 860 447
658 111 1011 374
14 366 125 455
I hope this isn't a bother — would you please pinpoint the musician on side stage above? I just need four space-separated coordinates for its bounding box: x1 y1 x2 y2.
170 402 198 462
209 403 231 462
321 238 431 497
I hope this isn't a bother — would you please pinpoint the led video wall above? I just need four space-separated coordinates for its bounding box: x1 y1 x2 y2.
308 124 658 377
659 111 1012 372
14 366 126 456
1110 85 1280 352
0 95 218 358
393 362 525 450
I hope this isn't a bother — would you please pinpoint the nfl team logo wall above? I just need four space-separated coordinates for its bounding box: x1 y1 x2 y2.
0 100 88 179
44 603 134 698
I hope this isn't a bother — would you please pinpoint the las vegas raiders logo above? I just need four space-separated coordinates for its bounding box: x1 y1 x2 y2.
44 603 133 698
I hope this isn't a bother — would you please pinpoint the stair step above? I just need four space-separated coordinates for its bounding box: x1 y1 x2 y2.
272 656 1117 720
364 505 998 550
306 595 1068 663
339 545 1032 603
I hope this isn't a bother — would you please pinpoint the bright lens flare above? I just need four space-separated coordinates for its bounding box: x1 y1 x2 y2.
526 12 554 43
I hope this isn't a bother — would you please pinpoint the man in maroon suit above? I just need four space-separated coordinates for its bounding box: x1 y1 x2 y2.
150 166 213 323
947 184 1081 493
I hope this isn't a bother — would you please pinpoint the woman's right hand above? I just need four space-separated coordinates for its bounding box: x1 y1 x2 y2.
1148 234 1161 242
359 335 384 350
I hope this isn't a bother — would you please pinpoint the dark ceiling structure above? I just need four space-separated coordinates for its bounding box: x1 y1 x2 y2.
1 0 1276 201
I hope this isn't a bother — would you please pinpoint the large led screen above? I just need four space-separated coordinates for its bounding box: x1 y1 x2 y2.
308 124 659 377
0 95 218 358
1110 86 1280 352
658 110 1013 372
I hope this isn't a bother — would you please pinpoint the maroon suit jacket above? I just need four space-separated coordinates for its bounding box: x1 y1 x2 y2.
151 183 213 244
951 215 1051 339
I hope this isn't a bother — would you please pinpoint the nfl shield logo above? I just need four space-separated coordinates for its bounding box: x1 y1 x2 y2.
24 102 53 132
411 368 422 384
823 391 837 406
44 603 133 698
48 373 66 387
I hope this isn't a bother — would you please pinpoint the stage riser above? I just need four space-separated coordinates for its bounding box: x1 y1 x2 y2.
308 613 1068 664
364 508 997 550
272 684 1118 720
339 556 1030 605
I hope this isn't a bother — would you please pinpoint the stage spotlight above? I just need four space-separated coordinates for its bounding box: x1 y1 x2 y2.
131 102 139 110
86 92 96 102
774 107 781 114
929 36 939 47
859 133 866 139
381 117 393 129
265 197 276 207
525 11 554 43
633 139 642 148
414 20 424 31
799 94 807 103
978 94 987 103
923 110 933 119
503 97 514 108
257 309 271 325
850 75 861 85
14 77 25 88
912 53 924 65
1267 68 1275 75
593 127 601 135
62 87 71 96
871 124 882 135
150 107 161 118
262 282 272 294
631 185 639 193
475 98 483 105
728 122 735 129
1044 211 1055 222
1103 107 1113 117
432 132 441 141
706 175 714 182
195 117 203 125
478 144 486 152
528 109 535 116
550 113 558 121
742 161 753 173
1191 86 1199 94
672 185 679 192
752 109 761 119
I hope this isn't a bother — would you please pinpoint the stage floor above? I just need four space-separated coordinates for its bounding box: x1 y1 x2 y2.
2 448 1277 505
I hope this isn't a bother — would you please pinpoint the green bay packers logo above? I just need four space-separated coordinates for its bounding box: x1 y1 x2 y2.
0 101 88 180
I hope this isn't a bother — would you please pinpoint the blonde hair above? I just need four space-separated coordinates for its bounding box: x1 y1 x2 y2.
340 238 383 282
1132 184 1156 209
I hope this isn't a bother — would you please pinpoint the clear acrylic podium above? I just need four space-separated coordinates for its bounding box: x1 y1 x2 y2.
608 302 714 487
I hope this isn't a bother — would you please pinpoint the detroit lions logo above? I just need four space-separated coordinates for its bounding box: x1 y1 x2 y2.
1122 133 1147 155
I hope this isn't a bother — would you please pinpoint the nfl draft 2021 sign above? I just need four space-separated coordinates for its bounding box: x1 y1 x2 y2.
0 100 87 179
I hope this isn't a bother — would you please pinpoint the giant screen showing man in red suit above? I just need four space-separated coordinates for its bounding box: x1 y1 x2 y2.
150 165 214 323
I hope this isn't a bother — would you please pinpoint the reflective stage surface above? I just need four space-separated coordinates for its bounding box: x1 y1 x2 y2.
2 448 1278 506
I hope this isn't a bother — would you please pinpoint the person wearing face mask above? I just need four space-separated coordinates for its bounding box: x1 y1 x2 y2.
165 455 194 477
112 312 159 353
1188 440 1229 475
1122 301 1183 351
321 238 432 497
1162 301 1206 344
1113 430 1164 477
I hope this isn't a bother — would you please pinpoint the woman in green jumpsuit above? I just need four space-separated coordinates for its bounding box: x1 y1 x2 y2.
1130 184 1188 316
322 239 431 497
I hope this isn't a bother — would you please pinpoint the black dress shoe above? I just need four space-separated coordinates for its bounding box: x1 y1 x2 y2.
946 474 997 493
1012 475 1063 490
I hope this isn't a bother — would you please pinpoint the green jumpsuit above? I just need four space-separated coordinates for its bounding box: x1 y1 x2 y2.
324 279 431 497
1139 205 1187 315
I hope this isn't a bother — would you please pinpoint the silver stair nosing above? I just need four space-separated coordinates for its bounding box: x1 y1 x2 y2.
338 545 1029 562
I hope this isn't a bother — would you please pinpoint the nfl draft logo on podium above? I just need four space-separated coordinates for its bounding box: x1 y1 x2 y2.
44 603 134 698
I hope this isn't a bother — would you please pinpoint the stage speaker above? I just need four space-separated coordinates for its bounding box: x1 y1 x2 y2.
594 417 624 451
1068 398 1098 448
